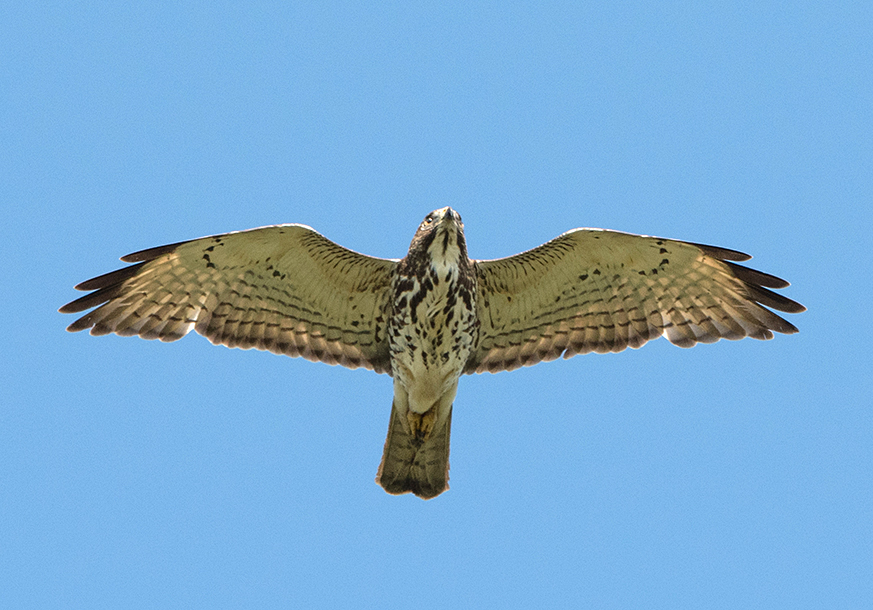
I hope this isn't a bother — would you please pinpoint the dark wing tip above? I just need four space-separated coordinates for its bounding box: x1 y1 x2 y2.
61 263 148 322
120 240 188 263
72 262 146 292
778 319 800 334
65 313 97 332
58 300 84 315
725 261 791 289
688 241 752 262
64 238 180 304
693 242 806 318
59 285 120 315
746 284 806 314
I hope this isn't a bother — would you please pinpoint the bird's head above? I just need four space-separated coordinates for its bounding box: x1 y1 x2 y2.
406 207 469 273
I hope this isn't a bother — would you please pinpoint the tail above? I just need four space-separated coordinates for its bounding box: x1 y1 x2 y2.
376 403 452 499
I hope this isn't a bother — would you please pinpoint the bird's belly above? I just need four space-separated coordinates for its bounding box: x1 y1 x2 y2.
392 333 470 414
390 299 476 414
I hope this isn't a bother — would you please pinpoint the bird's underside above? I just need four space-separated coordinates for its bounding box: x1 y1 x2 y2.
61 207 805 499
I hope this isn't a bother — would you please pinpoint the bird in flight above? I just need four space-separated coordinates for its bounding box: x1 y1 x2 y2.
61 207 804 499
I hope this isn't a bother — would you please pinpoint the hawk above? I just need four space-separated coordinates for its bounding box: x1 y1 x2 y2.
60 207 804 499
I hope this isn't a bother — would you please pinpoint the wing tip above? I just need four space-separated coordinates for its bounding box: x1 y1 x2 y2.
689 241 752 262
58 302 78 315
65 316 94 333
120 241 187 263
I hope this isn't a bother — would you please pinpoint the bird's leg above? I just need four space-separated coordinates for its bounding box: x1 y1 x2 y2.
406 408 436 442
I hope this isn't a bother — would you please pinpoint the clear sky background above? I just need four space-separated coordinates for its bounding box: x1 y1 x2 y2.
3 2 870 609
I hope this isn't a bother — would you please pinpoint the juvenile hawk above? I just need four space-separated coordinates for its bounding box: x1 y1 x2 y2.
60 208 804 499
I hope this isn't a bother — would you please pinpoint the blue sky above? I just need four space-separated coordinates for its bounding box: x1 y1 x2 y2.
3 2 871 608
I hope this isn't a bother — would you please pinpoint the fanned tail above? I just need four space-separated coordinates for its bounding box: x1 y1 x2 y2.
376 403 452 499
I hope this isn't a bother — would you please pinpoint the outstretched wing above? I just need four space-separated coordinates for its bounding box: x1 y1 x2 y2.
467 229 805 373
61 224 397 373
